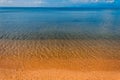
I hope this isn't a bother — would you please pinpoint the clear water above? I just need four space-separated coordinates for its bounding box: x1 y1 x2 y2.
0 8 120 40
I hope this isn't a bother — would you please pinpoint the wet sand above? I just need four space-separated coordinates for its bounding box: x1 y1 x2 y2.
0 39 120 80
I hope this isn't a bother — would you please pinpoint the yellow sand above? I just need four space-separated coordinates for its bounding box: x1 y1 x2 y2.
0 69 120 80
0 39 120 80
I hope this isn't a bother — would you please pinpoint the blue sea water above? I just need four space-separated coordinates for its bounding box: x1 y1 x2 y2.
0 8 120 40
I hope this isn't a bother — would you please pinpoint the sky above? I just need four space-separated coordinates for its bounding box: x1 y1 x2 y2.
0 0 119 7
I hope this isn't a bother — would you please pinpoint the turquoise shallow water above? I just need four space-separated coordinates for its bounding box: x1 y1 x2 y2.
0 8 120 40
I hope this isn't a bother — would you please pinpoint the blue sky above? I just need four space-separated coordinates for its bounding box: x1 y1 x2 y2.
0 0 119 7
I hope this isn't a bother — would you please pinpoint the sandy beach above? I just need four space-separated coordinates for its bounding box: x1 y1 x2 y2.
0 39 120 80
0 69 120 80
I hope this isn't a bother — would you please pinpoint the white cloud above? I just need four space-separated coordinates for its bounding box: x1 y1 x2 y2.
0 0 8 3
0 0 13 4
70 0 115 3
0 0 115 7
70 0 89 3
106 0 114 3
33 0 43 4
0 0 44 6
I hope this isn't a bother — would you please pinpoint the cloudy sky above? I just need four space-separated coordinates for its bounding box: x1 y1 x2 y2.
0 0 119 7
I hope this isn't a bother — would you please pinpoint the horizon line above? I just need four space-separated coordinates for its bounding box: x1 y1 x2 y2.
0 6 119 9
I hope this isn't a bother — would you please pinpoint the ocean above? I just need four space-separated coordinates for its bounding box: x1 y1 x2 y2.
0 7 120 40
